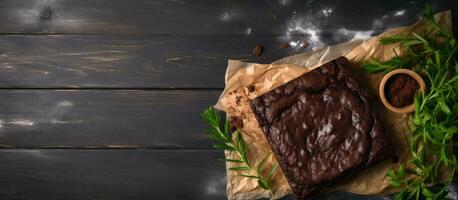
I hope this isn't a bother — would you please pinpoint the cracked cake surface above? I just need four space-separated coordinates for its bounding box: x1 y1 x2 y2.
250 57 393 199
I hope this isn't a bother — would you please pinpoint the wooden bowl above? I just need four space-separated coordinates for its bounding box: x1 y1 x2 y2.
379 69 426 113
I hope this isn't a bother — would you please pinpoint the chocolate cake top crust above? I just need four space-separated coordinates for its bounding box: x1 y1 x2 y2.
250 57 392 199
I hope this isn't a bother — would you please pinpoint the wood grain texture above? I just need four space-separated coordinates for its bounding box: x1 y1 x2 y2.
0 90 220 148
0 35 291 88
0 149 454 200
0 149 227 200
0 0 456 199
0 149 398 200
0 0 433 34
0 2 454 89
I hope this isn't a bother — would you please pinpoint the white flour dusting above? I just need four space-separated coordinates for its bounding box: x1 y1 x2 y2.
57 100 74 107
338 28 374 41
447 185 458 199
278 0 291 6
280 7 414 51
0 119 35 126
205 175 226 195
0 99 82 128
218 10 242 23
335 11 410 42
284 15 324 50
321 8 333 17
289 41 304 48
394 10 406 16
219 12 231 21
372 19 383 29
246 27 252 35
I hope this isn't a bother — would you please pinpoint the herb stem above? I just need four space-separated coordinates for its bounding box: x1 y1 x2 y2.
366 4 458 200
202 107 279 190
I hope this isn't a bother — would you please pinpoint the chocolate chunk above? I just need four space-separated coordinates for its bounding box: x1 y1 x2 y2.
229 117 244 132
302 40 309 49
253 45 264 56
250 57 393 199
236 96 242 105
280 43 290 49
247 85 256 92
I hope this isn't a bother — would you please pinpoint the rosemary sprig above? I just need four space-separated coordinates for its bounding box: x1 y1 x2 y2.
201 107 279 190
364 4 458 200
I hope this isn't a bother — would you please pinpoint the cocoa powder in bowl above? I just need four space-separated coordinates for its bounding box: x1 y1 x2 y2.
384 74 420 108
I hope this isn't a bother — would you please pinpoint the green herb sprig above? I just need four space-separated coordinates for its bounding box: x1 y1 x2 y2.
364 4 458 200
201 107 279 190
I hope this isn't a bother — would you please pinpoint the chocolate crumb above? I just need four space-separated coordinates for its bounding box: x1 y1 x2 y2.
253 45 264 56
280 43 290 49
229 117 244 132
236 96 242 105
392 155 399 163
302 40 309 48
247 85 256 92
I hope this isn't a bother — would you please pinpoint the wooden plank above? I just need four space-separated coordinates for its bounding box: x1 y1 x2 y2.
0 149 410 200
0 0 447 34
0 90 221 148
0 35 291 88
0 149 227 200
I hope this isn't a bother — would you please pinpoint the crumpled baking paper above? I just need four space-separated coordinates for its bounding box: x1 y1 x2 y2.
214 11 452 200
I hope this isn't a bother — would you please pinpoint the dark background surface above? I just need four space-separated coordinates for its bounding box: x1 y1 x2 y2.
0 0 456 199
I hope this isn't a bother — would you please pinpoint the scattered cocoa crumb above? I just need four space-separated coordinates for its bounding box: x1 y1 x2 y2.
247 85 256 92
280 42 290 49
229 124 236 133
235 96 242 105
253 45 264 56
392 155 399 163
229 117 244 132
302 40 309 48
384 74 419 108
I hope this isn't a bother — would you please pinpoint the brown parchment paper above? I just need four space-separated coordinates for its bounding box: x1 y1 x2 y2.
215 11 452 200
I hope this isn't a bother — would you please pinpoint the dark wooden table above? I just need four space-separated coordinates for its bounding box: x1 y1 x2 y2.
0 1 456 199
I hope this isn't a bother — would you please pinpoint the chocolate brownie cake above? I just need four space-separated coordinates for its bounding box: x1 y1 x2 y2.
250 57 393 199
